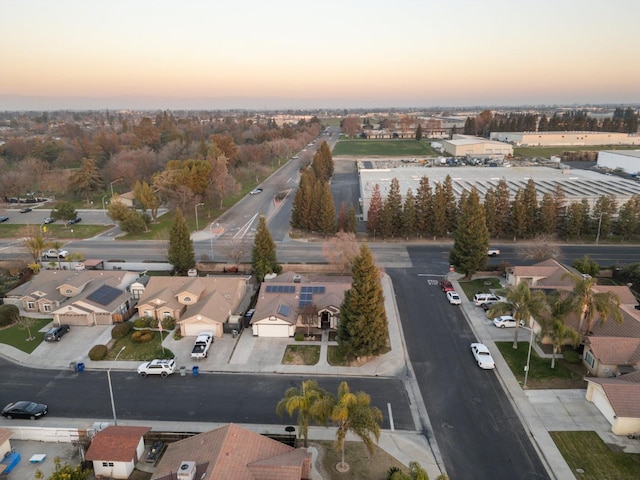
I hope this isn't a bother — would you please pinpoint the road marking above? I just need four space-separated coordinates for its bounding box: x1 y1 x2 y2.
387 403 395 431
417 273 442 277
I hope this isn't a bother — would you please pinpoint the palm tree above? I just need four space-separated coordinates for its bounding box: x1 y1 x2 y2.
331 381 383 472
24 234 47 262
563 273 623 337
488 281 549 349
276 380 333 448
545 317 580 369
48 240 65 270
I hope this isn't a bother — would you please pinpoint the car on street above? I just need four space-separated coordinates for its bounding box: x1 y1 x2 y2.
492 316 522 328
446 291 462 305
137 359 176 377
439 280 454 292
67 217 82 224
0 216 8 222
487 249 501 257
43 217 55 224
470 343 495 369
43 249 69 259
20 207 33 213
44 324 70 341
249 188 263 195
2 401 48 420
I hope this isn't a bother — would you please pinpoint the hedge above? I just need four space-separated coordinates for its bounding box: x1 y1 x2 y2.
88 344 108 360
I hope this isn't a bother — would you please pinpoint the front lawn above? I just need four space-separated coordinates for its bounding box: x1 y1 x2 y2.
550 431 640 480
282 345 319 365
496 341 586 389
106 332 174 361
0 318 53 353
327 346 349 366
458 277 503 301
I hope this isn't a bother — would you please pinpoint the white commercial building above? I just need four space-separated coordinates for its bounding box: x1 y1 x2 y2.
442 134 513 157
490 131 640 147
597 150 640 175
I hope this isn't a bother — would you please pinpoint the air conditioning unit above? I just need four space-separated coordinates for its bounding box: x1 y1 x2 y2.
177 461 196 480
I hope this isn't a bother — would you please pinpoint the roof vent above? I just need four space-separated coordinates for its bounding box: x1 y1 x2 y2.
177 461 196 480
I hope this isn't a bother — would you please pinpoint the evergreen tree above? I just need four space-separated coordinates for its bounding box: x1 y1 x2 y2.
252 215 281 281
449 188 489 278
553 184 567 234
386 178 403 237
484 187 497 237
616 195 640 239
593 194 618 240
431 183 448 237
134 180 160 222
291 170 315 229
443 175 458 234
493 179 511 238
402 188 417 239
317 182 336 236
367 184 383 237
522 178 539 235
346 203 357 233
68 158 103 203
378 198 394 239
415 176 432 237
338 244 388 359
538 192 556 235
336 201 348 232
415 124 423 141
563 201 586 239
167 208 195 275
509 189 528 239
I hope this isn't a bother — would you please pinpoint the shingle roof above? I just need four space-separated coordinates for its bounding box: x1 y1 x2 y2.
587 336 640 364
85 426 151 462
592 285 638 305
151 423 310 480
586 371 640 418
0 428 13 445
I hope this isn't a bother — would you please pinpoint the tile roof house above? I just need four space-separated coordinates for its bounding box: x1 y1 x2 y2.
251 272 351 337
3 270 142 326
151 423 311 480
85 426 151 479
0 428 14 461
505 258 579 291
136 276 251 337
585 370 640 435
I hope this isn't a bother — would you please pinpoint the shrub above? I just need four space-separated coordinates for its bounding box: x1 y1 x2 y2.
0 304 19 327
88 344 108 360
161 316 176 330
111 321 133 339
294 332 304 342
563 350 581 364
131 330 155 343
173 330 182 340
134 317 155 328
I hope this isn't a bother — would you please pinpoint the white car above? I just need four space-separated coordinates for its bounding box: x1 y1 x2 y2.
492 315 522 328
249 188 263 195
470 343 495 369
446 291 462 305
43 249 69 259
137 359 176 378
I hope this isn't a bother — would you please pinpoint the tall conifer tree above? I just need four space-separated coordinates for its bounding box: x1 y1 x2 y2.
252 215 281 281
367 184 383 237
167 208 195 275
449 189 489 278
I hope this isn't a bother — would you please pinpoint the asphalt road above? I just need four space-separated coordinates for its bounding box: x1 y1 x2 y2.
0 359 413 430
388 246 550 480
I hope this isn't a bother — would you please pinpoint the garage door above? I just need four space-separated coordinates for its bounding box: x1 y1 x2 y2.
256 323 290 338
183 322 222 338
591 387 615 425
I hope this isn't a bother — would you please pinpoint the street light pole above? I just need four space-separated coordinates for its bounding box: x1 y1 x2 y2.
195 203 204 231
110 178 123 199
523 325 534 389
107 346 126 426
102 195 109 226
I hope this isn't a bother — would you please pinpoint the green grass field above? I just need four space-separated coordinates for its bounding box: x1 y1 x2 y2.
0 318 53 353
333 139 440 156
514 145 639 158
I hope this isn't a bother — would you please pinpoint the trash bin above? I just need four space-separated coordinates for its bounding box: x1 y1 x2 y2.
192 366 199 377
69 362 77 371
232 329 238 338
180 366 186 377
76 362 85 372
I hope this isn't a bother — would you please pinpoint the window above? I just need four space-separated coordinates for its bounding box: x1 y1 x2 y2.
43 304 51 312
144 310 153 318
65 289 72 294
101 462 114 467
584 350 596 369
162 312 171 319
184 296 192 302
27 301 35 310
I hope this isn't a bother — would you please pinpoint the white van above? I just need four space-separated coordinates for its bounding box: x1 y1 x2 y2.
473 293 501 306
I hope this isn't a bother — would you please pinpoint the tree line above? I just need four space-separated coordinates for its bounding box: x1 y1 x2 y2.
366 175 640 242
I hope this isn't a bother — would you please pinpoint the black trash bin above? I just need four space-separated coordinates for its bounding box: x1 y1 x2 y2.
76 362 85 372
192 366 199 377
69 362 77 371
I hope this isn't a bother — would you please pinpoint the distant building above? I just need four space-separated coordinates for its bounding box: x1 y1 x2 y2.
597 150 640 175
490 131 640 147
442 134 513 157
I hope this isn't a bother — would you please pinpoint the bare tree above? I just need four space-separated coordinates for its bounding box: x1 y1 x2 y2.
322 232 360 274
16 315 38 341
517 234 561 262
219 238 250 268
299 303 318 336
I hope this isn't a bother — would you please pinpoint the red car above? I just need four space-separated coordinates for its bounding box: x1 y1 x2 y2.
439 280 454 292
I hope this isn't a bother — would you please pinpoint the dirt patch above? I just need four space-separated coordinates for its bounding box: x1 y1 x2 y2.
313 440 408 480
282 345 320 365
526 360 589 390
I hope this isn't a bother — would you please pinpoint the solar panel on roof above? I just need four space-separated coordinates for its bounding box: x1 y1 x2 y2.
299 299 312 307
265 285 274 293
277 304 291 316
301 286 312 293
87 285 122 306
313 286 325 294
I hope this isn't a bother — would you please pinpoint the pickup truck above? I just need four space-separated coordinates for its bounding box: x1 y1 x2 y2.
43 249 69 259
191 332 214 359
487 249 500 257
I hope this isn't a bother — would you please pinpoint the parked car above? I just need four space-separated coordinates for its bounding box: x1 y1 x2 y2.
0 216 8 223
43 249 69 259
492 316 522 328
470 343 495 369
2 401 48 420
487 249 501 257
20 207 32 213
137 359 176 377
44 324 70 341
146 441 166 464
249 188 263 195
480 300 502 311
473 293 501 306
446 291 462 305
67 217 82 225
439 280 454 292
43 217 55 224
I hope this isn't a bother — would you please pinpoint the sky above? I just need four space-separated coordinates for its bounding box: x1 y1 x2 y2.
1 0 639 110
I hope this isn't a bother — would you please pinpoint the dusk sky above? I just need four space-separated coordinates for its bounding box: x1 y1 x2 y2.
2 0 639 110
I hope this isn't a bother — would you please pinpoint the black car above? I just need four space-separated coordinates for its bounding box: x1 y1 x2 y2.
20 207 32 213
0 216 9 223
67 217 82 225
146 441 166 463
2 401 48 420
44 324 70 342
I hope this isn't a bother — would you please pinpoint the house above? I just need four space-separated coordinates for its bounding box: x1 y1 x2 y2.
3 270 143 326
0 428 13 460
251 272 350 337
583 337 640 377
111 191 136 208
585 371 640 436
136 276 251 337
505 258 577 291
151 423 311 480
85 426 151 479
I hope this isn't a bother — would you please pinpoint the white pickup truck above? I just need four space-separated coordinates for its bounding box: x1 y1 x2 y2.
191 332 214 359
487 249 500 257
43 249 69 259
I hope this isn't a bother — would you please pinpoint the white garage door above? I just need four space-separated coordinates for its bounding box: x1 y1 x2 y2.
184 322 222 338
591 388 616 425
256 323 290 338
